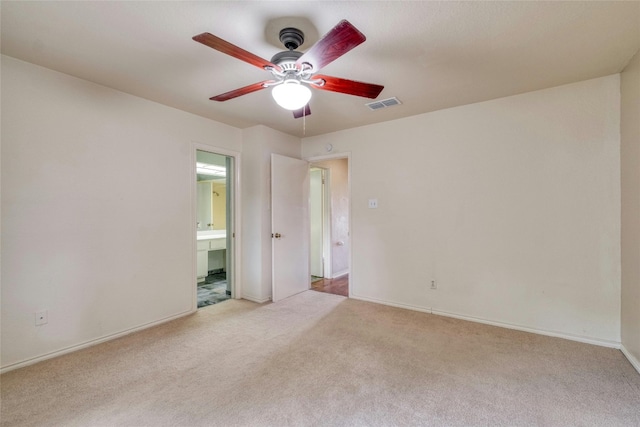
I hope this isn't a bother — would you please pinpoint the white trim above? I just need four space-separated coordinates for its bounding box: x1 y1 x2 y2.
351 293 433 314
321 168 332 279
431 308 621 349
305 152 352 297
350 293 621 349
242 295 272 304
621 344 640 374
192 143 242 304
0 310 194 374
332 269 349 279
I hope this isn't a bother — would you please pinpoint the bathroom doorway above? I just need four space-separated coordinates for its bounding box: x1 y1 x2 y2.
196 150 235 308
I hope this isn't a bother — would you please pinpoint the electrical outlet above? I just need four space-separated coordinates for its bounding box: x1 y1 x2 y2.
368 199 378 209
35 310 48 326
430 280 437 290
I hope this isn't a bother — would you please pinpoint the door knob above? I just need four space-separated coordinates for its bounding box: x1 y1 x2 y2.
273 233 282 239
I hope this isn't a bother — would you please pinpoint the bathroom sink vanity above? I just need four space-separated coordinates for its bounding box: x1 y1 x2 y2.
197 230 226 282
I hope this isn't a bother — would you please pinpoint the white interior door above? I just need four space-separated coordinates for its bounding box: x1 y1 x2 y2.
271 154 310 302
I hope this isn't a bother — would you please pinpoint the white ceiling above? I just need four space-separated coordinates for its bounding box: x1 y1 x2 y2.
2 1 638 138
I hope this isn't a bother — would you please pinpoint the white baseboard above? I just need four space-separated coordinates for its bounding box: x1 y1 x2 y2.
0 309 195 374
350 293 620 349
621 344 640 374
431 308 620 349
351 293 433 314
331 270 349 279
241 294 271 304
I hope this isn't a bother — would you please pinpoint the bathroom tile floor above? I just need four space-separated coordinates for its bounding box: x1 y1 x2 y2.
197 272 230 308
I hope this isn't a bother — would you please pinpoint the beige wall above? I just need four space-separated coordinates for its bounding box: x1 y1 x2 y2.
621 49 640 370
0 56 242 370
303 75 621 345
2 52 632 371
312 158 350 278
212 181 226 230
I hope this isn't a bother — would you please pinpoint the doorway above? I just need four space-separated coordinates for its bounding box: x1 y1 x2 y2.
308 156 350 297
310 167 329 281
196 149 235 308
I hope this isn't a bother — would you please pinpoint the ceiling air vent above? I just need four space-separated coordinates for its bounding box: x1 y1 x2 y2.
365 97 402 111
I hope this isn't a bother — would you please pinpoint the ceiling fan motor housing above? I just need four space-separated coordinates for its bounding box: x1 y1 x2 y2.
279 27 304 50
271 27 307 74
270 50 303 70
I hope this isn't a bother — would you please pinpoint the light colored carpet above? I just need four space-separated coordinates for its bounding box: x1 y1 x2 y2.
2 290 639 426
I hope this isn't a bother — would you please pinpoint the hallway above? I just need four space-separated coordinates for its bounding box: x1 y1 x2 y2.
311 275 348 297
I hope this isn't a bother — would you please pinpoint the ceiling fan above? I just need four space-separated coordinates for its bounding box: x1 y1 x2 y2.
193 20 384 118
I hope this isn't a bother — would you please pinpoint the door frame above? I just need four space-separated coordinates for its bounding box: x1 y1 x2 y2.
191 143 242 311
310 166 332 279
304 152 352 296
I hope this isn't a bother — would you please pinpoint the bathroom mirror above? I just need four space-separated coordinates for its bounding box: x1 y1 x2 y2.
196 151 227 232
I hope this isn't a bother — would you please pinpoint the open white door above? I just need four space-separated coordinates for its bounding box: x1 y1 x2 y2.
271 154 310 302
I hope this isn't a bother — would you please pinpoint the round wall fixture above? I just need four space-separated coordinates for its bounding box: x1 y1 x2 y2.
325 144 333 152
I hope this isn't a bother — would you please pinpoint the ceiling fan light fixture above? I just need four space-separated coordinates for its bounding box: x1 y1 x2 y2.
271 80 312 110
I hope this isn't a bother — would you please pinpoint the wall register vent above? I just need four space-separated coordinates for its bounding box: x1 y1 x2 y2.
365 97 402 111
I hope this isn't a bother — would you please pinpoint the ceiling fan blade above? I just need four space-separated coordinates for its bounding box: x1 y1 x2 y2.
295 20 366 72
311 75 384 99
193 32 280 71
210 80 275 102
293 104 311 119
